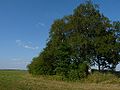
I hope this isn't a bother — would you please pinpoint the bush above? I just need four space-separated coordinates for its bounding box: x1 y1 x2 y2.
68 70 79 81
78 63 89 77
67 63 89 81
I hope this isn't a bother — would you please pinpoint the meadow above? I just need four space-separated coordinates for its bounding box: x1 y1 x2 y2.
0 70 120 90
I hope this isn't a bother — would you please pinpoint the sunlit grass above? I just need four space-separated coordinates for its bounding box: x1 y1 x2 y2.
0 70 120 90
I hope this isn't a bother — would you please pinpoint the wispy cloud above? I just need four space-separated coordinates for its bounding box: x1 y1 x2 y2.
11 58 21 61
23 45 39 50
16 40 22 46
16 40 39 50
11 58 30 64
10 58 31 70
36 22 46 28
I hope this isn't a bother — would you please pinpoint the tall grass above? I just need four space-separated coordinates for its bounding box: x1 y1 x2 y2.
83 72 120 84
0 70 120 90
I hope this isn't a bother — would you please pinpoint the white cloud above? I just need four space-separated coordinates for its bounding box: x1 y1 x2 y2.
16 40 22 46
16 40 21 43
16 40 39 50
36 22 46 28
11 58 21 61
24 45 39 50
10 58 31 70
39 22 45 26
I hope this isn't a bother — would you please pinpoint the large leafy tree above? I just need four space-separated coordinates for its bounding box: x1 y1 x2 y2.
28 0 120 79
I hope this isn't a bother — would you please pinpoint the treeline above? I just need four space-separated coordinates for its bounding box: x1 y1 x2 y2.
28 1 120 80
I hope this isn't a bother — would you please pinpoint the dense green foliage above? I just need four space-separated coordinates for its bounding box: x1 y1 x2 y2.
28 0 120 80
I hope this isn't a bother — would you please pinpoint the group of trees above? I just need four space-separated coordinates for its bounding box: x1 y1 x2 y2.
28 1 120 80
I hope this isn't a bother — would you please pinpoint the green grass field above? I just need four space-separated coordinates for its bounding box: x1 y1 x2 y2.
0 70 120 90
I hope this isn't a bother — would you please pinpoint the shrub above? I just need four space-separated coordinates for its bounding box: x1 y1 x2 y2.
68 70 79 81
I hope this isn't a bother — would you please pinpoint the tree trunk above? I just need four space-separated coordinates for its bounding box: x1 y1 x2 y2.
98 64 100 72
97 56 101 72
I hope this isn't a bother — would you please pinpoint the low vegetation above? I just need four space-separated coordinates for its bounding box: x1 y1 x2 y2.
0 70 120 90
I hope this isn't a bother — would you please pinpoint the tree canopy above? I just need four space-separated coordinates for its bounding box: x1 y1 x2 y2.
28 1 120 80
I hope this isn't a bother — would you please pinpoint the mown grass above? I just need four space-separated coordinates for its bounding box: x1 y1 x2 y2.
0 70 120 90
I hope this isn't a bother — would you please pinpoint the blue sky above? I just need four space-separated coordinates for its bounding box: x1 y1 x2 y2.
0 0 120 70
